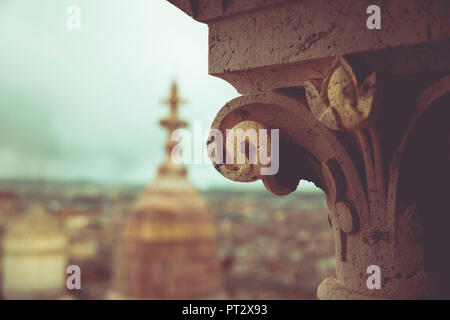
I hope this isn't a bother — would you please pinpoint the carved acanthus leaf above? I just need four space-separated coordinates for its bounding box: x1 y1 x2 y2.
305 57 376 131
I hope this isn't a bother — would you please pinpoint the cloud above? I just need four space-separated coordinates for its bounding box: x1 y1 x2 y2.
0 88 64 158
0 0 242 188
0 1 321 192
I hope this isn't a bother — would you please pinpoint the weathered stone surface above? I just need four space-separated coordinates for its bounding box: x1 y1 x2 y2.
171 0 450 94
168 0 450 299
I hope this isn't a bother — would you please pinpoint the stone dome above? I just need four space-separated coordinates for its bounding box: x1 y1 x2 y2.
111 83 224 299
112 166 223 299
123 161 217 243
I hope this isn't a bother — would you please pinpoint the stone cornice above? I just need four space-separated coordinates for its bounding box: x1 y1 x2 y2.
169 0 449 75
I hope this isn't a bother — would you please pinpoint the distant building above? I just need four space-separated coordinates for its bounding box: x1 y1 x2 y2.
58 207 99 261
0 191 20 217
0 191 21 299
56 197 106 300
109 82 224 299
1 204 68 299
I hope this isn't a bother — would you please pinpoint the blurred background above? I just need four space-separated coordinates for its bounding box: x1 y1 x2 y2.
0 0 335 300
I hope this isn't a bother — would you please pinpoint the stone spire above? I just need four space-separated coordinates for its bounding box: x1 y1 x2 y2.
161 82 186 150
158 81 188 177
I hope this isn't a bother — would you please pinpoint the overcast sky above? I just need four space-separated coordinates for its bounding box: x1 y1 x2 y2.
0 0 316 191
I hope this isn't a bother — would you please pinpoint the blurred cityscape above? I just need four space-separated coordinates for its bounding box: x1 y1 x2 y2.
0 179 334 300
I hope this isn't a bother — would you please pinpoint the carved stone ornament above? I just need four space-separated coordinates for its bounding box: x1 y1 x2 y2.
207 58 450 298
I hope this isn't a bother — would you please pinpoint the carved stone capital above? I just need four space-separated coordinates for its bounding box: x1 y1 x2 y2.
208 57 450 298
168 0 450 299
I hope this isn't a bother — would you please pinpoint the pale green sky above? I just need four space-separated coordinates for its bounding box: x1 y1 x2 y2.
0 0 317 191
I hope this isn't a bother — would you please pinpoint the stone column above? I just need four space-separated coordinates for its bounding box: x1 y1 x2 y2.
168 0 450 299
